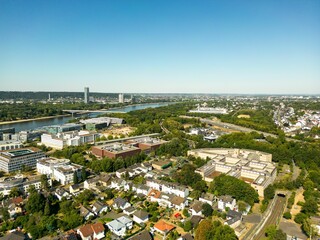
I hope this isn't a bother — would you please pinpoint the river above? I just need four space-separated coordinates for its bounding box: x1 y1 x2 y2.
0 102 171 132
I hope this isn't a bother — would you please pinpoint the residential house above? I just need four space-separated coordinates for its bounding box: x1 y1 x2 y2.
153 220 175 235
107 216 133 237
189 215 203 228
178 233 194 240
199 192 215 206
77 222 105 240
92 201 108 216
116 168 127 178
69 183 84 196
132 184 149 196
146 178 189 198
0 231 27 240
123 206 136 216
127 230 152 240
80 206 95 221
189 200 203 216
170 195 188 210
63 230 78 240
110 178 126 190
225 210 242 229
8 202 22 218
55 188 71 200
133 210 149 224
113 197 131 210
217 195 237 211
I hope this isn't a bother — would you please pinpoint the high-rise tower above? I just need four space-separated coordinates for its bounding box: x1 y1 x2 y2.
119 93 124 103
84 87 89 104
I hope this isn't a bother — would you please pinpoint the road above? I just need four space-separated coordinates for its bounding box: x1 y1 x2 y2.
251 195 286 240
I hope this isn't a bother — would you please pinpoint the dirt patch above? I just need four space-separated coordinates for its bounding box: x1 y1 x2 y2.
103 126 135 138
290 188 305 217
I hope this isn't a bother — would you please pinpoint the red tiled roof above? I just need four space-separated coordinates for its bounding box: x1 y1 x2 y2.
154 220 175 232
91 222 104 234
148 189 161 199
11 196 23 205
79 224 93 238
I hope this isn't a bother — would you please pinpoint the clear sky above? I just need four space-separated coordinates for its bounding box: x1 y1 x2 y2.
0 0 319 94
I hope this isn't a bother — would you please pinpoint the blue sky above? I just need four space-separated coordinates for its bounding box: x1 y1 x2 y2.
0 0 319 94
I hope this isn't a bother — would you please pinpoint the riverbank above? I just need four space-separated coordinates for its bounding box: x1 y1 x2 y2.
0 114 71 126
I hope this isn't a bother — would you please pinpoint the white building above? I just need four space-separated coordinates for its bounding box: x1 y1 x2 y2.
0 174 52 196
37 157 82 185
119 93 124 103
107 216 133 237
41 130 98 150
0 141 23 151
146 178 189 198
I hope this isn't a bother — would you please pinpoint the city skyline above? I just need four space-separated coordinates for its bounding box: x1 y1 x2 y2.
0 0 319 94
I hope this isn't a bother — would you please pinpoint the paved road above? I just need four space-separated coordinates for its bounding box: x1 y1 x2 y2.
251 196 286 240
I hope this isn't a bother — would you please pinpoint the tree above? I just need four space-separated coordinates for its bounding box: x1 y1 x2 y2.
209 174 259 206
41 174 50 191
265 225 286 240
302 198 318 215
73 172 79 184
283 211 292 219
264 184 275 200
81 168 87 182
26 191 45 213
195 219 212 240
9 187 21 198
182 208 190 218
183 220 192 232
294 212 308 224
202 203 213 217
44 200 51 216
1 207 10 221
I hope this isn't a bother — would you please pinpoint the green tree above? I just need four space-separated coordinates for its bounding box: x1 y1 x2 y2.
202 203 213 217
41 174 50 191
26 191 45 213
264 184 275 200
9 187 21 198
183 220 193 232
73 172 79 184
81 168 87 182
1 207 10 221
44 200 51 216
209 174 259 206
283 211 292 219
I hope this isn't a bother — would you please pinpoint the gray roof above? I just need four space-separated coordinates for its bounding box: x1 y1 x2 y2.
219 195 234 203
113 197 128 207
128 230 152 240
0 231 26 240
181 233 194 240
124 206 136 213
133 210 149 219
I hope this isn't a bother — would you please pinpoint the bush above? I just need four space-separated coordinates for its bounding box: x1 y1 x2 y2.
294 212 308 224
283 211 292 219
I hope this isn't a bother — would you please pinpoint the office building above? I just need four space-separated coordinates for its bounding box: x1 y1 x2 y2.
188 148 277 197
37 157 82 185
41 130 98 150
92 143 141 159
0 147 46 173
0 140 23 151
80 117 125 131
84 87 89 104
